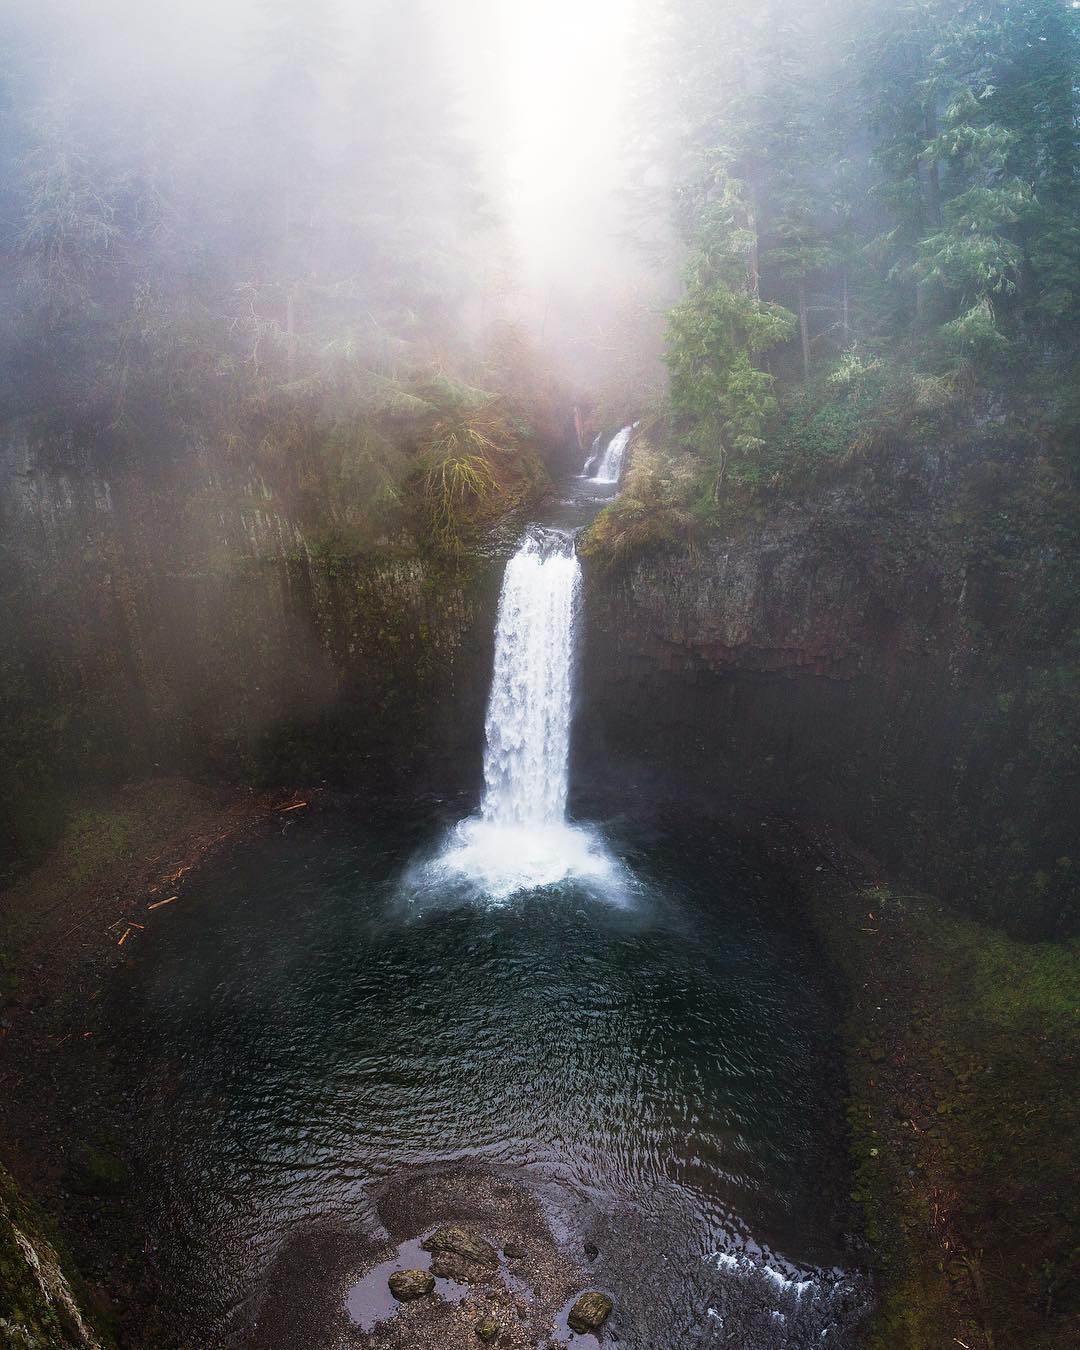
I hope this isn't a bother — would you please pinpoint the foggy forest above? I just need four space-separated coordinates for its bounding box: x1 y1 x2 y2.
1 2 1077 1348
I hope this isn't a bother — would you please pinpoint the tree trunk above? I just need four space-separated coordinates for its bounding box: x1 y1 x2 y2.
798 276 810 379
746 184 761 300
285 285 297 377
842 269 850 343
924 102 942 228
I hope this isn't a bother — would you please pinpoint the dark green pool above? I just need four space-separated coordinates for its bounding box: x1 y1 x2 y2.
113 805 870 1346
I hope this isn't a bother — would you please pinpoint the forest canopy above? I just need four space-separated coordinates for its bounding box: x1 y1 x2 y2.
1 0 1078 548
0 0 568 550
609 0 1080 539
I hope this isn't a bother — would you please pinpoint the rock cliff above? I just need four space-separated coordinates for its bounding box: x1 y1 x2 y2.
577 440 1078 936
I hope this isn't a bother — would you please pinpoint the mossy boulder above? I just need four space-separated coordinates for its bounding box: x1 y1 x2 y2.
421 1225 498 1269
476 1313 499 1341
387 1269 434 1302
568 1290 613 1333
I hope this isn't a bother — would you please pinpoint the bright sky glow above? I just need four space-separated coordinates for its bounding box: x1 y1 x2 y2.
486 0 639 313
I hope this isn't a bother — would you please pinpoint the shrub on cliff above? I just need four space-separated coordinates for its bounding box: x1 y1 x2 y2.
579 441 699 566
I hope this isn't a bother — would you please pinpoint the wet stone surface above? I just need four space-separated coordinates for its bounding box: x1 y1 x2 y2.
387 1269 434 1302
423 1225 500 1270
567 1291 613 1333
238 1165 592 1349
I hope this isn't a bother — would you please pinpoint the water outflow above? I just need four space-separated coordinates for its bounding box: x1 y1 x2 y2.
415 526 620 902
480 527 579 827
593 423 634 483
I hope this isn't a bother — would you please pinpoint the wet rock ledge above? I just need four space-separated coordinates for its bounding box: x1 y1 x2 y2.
238 1165 616 1349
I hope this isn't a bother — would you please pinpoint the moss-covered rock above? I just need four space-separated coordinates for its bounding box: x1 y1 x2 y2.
0 1164 108 1347
568 1290 613 1333
421 1226 498 1269
387 1269 434 1302
808 868 1079 1349
475 1313 499 1341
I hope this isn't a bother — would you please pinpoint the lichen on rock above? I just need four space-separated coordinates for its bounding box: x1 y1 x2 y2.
567 1290 613 1333
387 1268 434 1302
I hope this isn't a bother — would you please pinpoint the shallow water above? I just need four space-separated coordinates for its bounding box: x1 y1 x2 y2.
113 806 870 1346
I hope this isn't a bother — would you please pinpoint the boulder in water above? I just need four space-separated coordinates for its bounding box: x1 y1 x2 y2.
568 1290 613 1332
422 1225 498 1269
388 1269 434 1301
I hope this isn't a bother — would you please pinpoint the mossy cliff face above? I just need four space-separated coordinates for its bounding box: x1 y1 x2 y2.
578 439 1079 937
0 418 505 869
800 858 1079 1350
0 1164 107 1348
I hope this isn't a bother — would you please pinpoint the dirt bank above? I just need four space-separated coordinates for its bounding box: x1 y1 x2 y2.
0 777 300 1345
775 822 1079 1350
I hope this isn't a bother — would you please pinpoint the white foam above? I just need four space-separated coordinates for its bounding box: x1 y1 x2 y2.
710 1247 820 1300
419 818 622 903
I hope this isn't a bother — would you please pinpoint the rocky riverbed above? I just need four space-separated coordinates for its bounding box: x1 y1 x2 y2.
237 1166 610 1349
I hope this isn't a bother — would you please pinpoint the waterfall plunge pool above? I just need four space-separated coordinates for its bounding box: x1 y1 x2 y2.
106 475 871 1345
109 804 871 1347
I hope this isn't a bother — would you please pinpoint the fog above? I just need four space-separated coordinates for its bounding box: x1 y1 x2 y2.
0 0 669 403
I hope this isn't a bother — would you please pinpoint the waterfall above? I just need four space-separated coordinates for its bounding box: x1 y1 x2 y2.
593 424 634 483
414 526 620 902
581 431 602 477
480 528 579 827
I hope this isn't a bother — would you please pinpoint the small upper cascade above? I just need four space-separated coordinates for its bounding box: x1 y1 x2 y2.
593 423 636 484
581 432 602 478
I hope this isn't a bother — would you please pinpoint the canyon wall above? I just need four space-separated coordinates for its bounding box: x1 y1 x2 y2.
0 417 503 867
577 441 1078 937
4 415 1075 935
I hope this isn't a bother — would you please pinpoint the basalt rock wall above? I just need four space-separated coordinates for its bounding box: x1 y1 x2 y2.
576 441 1078 937
0 417 502 866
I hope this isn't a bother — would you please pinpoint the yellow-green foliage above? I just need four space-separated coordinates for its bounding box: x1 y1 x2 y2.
579 437 701 566
236 364 553 552
418 402 512 551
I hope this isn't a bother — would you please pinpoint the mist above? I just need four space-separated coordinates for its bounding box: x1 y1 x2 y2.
2 4 1079 1349
0 0 664 410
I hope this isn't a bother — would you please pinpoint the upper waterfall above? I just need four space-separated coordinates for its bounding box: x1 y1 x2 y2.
586 424 636 484
581 432 602 478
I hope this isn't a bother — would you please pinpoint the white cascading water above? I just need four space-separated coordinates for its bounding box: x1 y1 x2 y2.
593 423 634 483
581 431 602 478
419 526 618 901
480 529 579 826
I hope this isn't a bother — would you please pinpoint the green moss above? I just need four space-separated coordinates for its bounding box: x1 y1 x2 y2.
810 876 1079 1348
0 1163 110 1347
